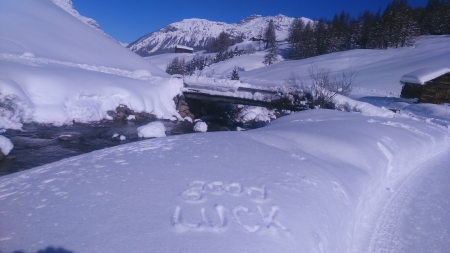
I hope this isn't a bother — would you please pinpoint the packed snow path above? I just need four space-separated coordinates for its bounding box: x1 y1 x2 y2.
367 149 450 253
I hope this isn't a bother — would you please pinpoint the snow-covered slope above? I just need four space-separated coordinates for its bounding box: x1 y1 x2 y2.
128 14 311 56
0 0 180 130
0 110 448 253
50 0 111 38
235 36 450 96
146 36 450 97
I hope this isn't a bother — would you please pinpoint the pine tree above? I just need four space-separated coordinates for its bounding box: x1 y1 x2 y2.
301 22 317 58
263 19 278 65
314 19 329 55
165 57 186 75
210 32 232 53
230 67 239 80
287 18 305 59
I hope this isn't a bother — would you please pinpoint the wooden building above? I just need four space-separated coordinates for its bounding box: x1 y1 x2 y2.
175 45 193 54
400 68 450 104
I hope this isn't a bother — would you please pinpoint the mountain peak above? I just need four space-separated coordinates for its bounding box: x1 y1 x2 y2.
128 14 311 57
238 14 263 25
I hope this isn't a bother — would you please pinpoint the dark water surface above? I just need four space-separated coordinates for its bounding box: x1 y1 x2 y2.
0 120 195 177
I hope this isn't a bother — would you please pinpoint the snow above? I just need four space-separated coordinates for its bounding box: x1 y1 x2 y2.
176 45 194 51
184 76 243 92
1 1 450 251
238 36 450 96
333 94 396 118
137 121 166 138
238 106 276 123
128 14 312 56
400 67 450 85
0 135 13 155
50 0 111 39
367 150 450 252
148 36 450 99
0 110 448 253
193 121 208 132
0 0 181 130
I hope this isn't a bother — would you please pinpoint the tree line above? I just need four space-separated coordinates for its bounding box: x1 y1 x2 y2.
166 46 254 76
287 0 450 60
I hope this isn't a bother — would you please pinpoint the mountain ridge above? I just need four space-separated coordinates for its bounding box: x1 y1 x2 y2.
128 14 312 56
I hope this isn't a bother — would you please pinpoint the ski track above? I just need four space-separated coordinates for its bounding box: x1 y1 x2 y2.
0 53 153 81
367 149 450 253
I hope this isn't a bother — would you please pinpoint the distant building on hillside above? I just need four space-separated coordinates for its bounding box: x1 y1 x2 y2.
400 68 450 104
175 45 193 54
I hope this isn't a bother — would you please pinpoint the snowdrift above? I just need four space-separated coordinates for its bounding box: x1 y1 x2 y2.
0 110 448 253
0 0 179 130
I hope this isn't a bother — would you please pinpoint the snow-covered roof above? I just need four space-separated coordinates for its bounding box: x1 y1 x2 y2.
175 45 193 51
400 68 450 85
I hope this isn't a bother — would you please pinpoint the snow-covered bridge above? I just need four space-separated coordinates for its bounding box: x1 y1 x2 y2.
181 76 304 111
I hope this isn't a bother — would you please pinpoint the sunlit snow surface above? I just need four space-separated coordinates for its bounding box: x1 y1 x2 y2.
0 110 449 253
0 0 180 130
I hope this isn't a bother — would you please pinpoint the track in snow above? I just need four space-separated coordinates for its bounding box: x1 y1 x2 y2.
0 53 154 81
367 149 450 253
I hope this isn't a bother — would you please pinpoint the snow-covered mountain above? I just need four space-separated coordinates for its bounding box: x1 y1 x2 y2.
128 14 312 56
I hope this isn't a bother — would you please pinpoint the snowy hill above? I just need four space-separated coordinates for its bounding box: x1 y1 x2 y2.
0 0 180 130
50 0 111 38
145 36 450 97
128 14 312 56
238 36 450 96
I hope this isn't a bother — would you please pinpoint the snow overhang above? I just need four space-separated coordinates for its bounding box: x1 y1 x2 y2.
400 67 450 85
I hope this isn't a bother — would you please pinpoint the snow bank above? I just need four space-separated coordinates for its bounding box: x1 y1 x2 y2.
1 110 447 253
0 135 13 155
137 121 166 138
0 93 32 131
0 0 182 129
400 67 450 85
333 94 396 118
193 121 208 132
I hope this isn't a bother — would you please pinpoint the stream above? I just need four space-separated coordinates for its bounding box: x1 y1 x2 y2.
0 120 197 177
0 117 265 177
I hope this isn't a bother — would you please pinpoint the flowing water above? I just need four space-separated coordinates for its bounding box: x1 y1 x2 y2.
0 120 196 177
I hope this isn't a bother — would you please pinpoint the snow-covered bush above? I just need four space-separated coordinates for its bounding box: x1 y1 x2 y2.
0 135 14 156
137 122 166 138
308 65 356 108
277 66 357 109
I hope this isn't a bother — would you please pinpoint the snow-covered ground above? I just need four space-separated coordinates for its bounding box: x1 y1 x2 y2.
0 109 449 253
239 36 450 96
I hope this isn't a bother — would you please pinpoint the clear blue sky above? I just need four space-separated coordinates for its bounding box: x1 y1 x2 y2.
72 0 428 43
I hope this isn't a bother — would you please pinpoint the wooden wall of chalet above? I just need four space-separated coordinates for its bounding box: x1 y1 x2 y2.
420 73 450 104
400 83 422 99
175 48 193 53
